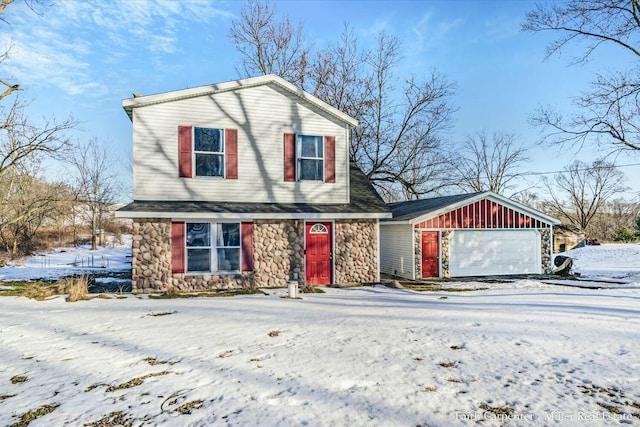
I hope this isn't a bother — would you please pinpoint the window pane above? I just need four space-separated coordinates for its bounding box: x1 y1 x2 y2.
188 248 211 272
299 159 323 180
195 153 223 176
217 223 240 247
186 223 210 247
300 135 322 158
217 248 240 271
195 128 222 152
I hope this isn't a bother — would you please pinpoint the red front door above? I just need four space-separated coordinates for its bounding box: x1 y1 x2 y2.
305 222 332 285
421 231 439 278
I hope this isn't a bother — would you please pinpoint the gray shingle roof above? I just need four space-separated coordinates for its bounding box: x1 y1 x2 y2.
386 193 482 221
118 162 389 216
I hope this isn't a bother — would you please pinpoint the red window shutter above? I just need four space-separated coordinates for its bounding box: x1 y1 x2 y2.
284 133 296 182
324 136 335 183
178 126 193 178
225 128 238 179
241 222 254 272
171 222 185 274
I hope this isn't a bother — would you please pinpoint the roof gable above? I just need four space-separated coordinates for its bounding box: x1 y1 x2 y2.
385 191 560 227
122 74 358 127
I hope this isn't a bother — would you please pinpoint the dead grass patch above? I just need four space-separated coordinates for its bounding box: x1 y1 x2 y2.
447 377 462 383
10 375 28 384
268 330 283 337
59 276 90 302
0 394 15 401
147 311 175 317
106 371 171 392
422 386 437 392
217 350 234 358
439 361 456 368
597 402 622 414
149 288 265 299
174 399 204 414
300 285 325 294
83 411 133 427
450 345 464 350
84 383 108 392
403 284 487 292
10 403 60 427
479 403 514 416
143 357 177 366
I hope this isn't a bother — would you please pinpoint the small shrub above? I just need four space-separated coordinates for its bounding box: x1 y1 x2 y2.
613 226 637 242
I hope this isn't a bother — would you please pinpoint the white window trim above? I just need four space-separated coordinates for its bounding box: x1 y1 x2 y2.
185 221 241 274
296 134 324 181
193 127 225 178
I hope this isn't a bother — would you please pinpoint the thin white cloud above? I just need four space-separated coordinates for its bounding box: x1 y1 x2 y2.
0 0 233 97
409 12 464 54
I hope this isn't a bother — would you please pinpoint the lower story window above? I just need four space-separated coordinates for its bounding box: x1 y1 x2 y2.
186 222 240 272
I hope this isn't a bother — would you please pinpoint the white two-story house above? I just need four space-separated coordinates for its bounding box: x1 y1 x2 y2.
116 75 391 293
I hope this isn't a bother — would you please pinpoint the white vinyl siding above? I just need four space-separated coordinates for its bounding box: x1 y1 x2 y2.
449 230 541 277
380 224 414 280
132 84 348 203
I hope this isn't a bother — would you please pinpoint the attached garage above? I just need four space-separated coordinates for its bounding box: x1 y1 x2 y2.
380 192 560 279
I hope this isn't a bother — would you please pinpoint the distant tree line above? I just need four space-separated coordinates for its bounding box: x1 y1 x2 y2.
0 2 128 260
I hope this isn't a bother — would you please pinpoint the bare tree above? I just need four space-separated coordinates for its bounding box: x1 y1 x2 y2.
450 130 529 195
70 139 120 250
0 159 70 255
228 11 456 201
0 0 76 255
229 0 310 88
542 159 628 232
523 0 640 153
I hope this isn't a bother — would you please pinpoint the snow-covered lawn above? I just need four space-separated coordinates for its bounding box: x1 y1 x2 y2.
0 243 639 426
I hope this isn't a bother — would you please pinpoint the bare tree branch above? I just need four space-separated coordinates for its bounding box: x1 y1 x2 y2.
524 0 640 153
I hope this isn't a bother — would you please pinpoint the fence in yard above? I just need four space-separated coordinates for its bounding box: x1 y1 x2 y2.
73 255 112 268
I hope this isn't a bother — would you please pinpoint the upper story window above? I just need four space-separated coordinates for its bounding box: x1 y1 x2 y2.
297 135 323 181
194 127 224 177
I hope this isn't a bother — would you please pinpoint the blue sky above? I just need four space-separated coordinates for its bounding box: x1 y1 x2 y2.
1 0 638 200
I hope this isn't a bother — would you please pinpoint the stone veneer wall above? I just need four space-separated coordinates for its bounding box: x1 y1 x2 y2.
334 219 378 284
413 229 422 280
132 219 252 293
132 219 171 293
132 217 378 293
440 230 451 278
253 219 304 287
540 228 552 274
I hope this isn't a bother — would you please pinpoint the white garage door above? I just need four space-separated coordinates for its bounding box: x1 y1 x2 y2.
449 230 541 277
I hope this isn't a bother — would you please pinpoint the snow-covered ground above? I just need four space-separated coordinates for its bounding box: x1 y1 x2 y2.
0 235 131 282
562 243 640 283
0 243 639 426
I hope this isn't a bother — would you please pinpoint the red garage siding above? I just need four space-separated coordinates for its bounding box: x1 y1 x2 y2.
414 199 548 229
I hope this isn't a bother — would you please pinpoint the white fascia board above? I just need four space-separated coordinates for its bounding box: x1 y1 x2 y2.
380 220 412 226
407 191 561 227
116 211 391 220
123 74 358 127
